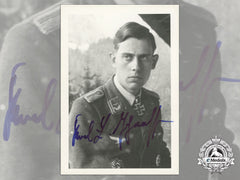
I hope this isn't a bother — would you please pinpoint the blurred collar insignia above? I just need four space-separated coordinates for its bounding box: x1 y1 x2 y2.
107 96 123 115
33 3 60 34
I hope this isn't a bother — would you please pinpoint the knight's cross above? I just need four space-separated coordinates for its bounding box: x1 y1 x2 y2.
133 96 145 116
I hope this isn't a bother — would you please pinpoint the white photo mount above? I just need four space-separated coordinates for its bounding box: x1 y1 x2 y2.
61 5 179 175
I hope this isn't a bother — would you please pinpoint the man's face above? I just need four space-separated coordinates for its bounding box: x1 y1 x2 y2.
111 37 158 95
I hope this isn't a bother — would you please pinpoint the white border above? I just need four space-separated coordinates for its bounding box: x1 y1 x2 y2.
61 5 179 175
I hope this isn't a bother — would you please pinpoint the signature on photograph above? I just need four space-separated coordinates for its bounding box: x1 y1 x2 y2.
2 41 240 142
72 105 173 150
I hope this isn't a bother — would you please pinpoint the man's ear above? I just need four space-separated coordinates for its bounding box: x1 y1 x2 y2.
151 54 159 69
109 52 116 68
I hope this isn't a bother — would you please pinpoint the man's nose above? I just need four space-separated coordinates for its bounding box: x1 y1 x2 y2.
131 56 141 72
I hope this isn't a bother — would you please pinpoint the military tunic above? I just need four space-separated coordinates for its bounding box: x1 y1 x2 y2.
69 77 171 168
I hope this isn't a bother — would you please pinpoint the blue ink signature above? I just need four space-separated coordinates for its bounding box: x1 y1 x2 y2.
72 105 173 150
3 62 58 141
4 41 240 142
111 105 173 150
72 113 111 146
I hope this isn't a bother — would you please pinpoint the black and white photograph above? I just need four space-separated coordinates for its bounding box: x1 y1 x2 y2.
61 5 179 175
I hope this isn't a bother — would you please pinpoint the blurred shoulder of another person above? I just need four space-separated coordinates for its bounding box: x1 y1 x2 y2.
0 2 60 127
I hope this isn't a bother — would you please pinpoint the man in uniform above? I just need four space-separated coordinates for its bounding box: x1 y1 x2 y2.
69 22 171 168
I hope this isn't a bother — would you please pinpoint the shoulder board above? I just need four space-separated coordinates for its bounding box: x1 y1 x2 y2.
142 88 160 99
83 87 104 103
32 3 60 35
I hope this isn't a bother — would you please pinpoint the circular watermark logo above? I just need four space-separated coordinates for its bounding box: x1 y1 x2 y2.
198 136 234 173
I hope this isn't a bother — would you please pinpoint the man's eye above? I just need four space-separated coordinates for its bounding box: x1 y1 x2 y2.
139 55 150 62
122 54 132 61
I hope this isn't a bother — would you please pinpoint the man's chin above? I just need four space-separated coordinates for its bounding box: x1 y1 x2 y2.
127 83 143 94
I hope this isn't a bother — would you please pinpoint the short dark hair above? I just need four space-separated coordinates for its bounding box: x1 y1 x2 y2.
113 22 156 52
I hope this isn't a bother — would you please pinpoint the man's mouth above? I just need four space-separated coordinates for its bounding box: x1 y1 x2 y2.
128 76 143 80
